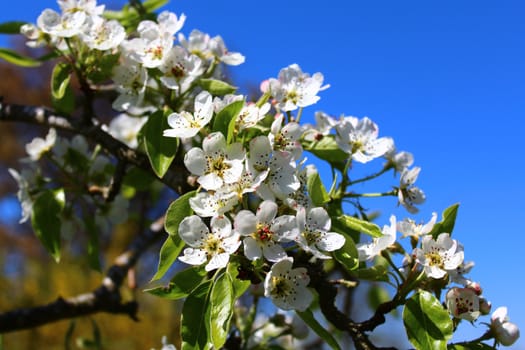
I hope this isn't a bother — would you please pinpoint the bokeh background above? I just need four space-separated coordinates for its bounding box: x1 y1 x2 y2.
1 0 524 349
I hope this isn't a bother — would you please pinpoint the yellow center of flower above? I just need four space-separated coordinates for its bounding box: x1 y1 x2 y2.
253 223 273 242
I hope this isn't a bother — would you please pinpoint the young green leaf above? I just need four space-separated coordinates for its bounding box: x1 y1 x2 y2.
303 136 348 166
227 261 250 298
296 308 341 350
0 48 41 67
0 21 27 34
333 234 359 271
212 99 244 143
429 203 460 239
150 234 185 281
164 191 196 236
403 290 453 350
336 214 382 238
51 62 72 100
145 266 206 299
307 170 330 206
198 79 237 95
354 256 389 282
181 280 214 350
141 110 179 178
210 273 235 349
31 189 65 262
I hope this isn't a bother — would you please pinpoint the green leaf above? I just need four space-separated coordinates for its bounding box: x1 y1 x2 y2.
333 234 359 271
336 214 382 238
141 110 179 178
145 266 206 299
143 0 169 11
199 79 237 95
227 261 250 298
151 235 185 281
51 62 72 100
85 53 120 84
403 290 453 350
31 189 65 262
354 256 390 282
181 280 214 350
212 99 244 143
303 136 348 166
210 273 235 349
429 203 460 239
448 343 494 350
296 308 341 350
307 170 330 206
0 48 41 67
164 191 196 236
0 21 27 34
122 167 156 191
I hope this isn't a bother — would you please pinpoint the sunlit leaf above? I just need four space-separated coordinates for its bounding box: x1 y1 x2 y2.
333 234 359 271
307 170 330 206
0 21 27 34
0 48 41 67
31 189 65 262
336 214 382 238
403 290 453 350
145 266 206 299
199 79 237 95
429 203 459 238
212 99 244 143
296 308 341 350
164 191 196 236
150 235 185 281
210 273 234 349
181 280 214 350
141 110 179 178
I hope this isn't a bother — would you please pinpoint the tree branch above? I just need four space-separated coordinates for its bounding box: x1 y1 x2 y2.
0 99 192 195
0 217 166 333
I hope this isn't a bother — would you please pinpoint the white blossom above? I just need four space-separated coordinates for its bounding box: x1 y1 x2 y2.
234 200 298 262
159 46 204 94
81 16 125 51
178 29 244 66
112 59 148 111
295 207 345 259
267 64 328 112
164 91 213 138
189 191 238 218
25 128 56 161
446 287 480 321
413 233 464 279
269 114 303 160
357 215 397 261
107 114 147 148
398 167 426 214
178 215 240 271
491 307 520 346
264 257 313 311
184 132 244 191
397 212 437 239
8 168 36 223
335 116 393 164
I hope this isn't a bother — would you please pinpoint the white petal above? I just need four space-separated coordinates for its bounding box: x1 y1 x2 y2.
184 147 207 175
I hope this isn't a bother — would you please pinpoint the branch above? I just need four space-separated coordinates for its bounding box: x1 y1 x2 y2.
0 99 192 195
0 217 166 333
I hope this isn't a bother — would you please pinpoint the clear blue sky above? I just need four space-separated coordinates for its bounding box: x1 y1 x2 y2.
1 0 524 348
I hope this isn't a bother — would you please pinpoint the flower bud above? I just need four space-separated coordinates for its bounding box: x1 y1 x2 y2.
466 281 482 295
479 297 492 315
491 307 520 346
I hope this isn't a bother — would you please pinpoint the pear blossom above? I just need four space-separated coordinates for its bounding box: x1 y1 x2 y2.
398 167 426 214
112 59 148 111
25 128 57 161
384 148 414 173
189 191 238 218
236 102 270 130
335 116 394 164
107 114 147 148
397 212 437 239
264 257 313 311
184 132 245 191
8 168 36 223
262 152 301 201
413 233 464 279
81 16 125 51
282 162 316 210
178 29 244 66
123 11 186 68
213 94 244 114
269 114 303 160
163 91 213 138
234 200 298 262
37 8 87 38
57 0 105 16
448 260 475 286
20 23 47 48
178 215 240 271
446 287 481 321
303 111 337 141
158 46 204 93
491 307 520 346
247 135 272 175
295 207 345 259
357 215 397 261
267 64 328 112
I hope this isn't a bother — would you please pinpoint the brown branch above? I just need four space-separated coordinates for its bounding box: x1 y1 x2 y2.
0 99 192 195
0 217 166 333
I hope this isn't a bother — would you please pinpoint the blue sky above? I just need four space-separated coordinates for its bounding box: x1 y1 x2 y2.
1 0 524 348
